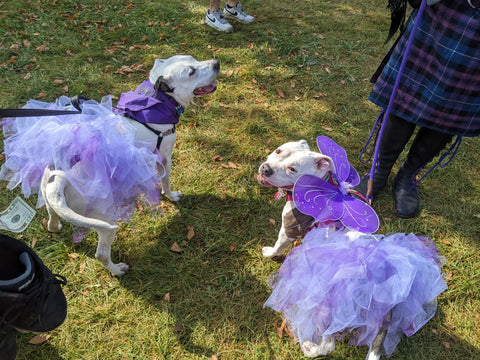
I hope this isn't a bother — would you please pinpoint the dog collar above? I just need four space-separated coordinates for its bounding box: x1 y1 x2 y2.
115 81 184 124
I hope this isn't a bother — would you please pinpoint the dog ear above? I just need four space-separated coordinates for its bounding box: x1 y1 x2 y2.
297 140 310 150
314 155 335 173
154 76 175 94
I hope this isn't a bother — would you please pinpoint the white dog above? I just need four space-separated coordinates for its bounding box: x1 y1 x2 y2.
258 139 446 360
38 55 220 276
257 139 335 258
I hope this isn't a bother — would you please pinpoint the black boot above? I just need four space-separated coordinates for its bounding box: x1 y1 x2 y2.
0 325 18 360
355 114 416 198
392 127 453 218
0 234 67 337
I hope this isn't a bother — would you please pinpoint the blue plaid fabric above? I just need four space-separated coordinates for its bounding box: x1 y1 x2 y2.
369 1 480 137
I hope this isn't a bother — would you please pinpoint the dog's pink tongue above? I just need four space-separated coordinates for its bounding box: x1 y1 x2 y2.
193 81 217 96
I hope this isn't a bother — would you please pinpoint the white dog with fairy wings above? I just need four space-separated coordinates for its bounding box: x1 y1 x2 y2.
257 139 335 258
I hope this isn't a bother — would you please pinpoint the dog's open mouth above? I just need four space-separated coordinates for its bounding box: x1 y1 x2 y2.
193 81 217 96
257 174 275 187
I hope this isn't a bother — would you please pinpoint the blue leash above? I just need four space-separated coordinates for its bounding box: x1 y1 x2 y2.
366 0 428 202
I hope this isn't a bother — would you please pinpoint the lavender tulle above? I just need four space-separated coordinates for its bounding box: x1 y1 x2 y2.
0 96 164 226
264 227 447 356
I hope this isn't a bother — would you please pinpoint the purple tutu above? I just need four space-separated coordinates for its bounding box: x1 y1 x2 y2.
0 96 164 224
264 227 447 356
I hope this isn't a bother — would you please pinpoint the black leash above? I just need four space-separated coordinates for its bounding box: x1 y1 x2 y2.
0 96 88 118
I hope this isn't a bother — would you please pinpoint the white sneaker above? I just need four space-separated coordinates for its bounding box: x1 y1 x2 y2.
223 2 255 24
205 9 233 32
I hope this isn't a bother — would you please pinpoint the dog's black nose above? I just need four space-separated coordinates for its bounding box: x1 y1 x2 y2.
213 60 220 71
260 163 274 177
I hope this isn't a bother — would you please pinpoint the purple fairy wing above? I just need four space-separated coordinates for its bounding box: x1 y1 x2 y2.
341 196 380 233
293 174 344 222
316 135 359 186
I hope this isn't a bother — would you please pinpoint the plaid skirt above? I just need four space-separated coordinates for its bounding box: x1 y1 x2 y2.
369 0 480 137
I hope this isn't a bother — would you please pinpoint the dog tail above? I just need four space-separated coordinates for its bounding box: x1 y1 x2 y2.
41 167 118 231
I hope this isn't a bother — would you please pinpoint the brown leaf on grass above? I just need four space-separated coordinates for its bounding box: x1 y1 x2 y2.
164 292 171 302
172 324 183 332
171 242 182 253
52 79 65 84
445 271 454 282
313 92 327 99
31 236 38 249
186 226 195 240
36 45 49 53
227 161 239 169
274 320 285 338
0 154 5 161
276 88 285 98
29 333 51 344
79 261 86 273
212 155 224 161
269 219 276 225
211 356 219 360
229 243 237 252
442 342 451 349
68 253 80 263
440 239 452 246
35 92 47 99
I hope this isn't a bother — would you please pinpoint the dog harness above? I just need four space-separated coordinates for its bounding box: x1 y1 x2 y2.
115 80 184 150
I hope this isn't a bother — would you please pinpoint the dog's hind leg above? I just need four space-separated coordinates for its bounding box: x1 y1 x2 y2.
301 337 336 358
95 227 129 276
40 167 63 232
366 328 387 360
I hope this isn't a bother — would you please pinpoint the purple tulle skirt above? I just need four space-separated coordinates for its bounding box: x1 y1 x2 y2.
264 227 447 356
1 96 164 224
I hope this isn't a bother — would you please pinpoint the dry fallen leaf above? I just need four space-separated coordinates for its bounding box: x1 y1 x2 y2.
186 225 195 240
36 45 49 53
79 261 86 273
212 155 224 161
164 292 171 302
276 88 285 98
228 161 239 169
442 342 451 349
29 333 51 345
269 219 276 225
229 243 237 252
172 324 183 332
31 236 38 249
171 242 182 253
35 92 47 99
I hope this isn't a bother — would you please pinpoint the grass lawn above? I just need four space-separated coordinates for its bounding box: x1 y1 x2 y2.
1 0 480 359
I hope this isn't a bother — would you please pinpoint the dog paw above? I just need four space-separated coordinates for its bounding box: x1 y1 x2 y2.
301 338 335 358
111 263 129 276
262 246 280 258
164 191 183 202
47 220 62 233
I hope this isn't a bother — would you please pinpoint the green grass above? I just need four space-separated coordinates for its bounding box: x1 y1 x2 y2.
1 0 480 359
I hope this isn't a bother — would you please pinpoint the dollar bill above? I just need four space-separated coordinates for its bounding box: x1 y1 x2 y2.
0 196 36 233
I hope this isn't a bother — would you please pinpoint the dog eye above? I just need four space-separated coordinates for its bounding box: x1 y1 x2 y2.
188 67 196 76
287 166 297 173
275 149 282 154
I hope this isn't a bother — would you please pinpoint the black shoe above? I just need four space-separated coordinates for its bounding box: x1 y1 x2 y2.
392 172 419 218
353 173 389 199
0 234 67 334
0 325 18 360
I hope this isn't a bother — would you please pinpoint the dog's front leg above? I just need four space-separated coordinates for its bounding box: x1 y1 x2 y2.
262 226 295 258
95 227 129 276
159 135 182 202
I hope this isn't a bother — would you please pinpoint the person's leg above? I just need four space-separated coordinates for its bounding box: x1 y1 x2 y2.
355 113 416 198
210 0 221 13
392 127 453 218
